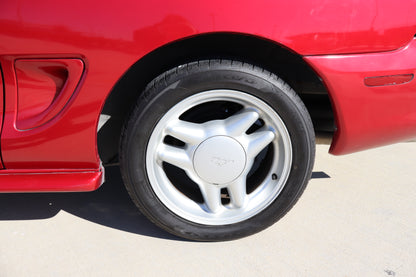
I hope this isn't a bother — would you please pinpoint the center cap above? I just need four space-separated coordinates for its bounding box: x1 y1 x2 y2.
193 136 246 185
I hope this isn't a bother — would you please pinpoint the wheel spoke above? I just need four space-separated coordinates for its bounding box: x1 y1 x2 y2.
224 110 259 136
246 130 275 159
166 119 205 145
157 144 192 171
199 184 222 213
227 178 248 208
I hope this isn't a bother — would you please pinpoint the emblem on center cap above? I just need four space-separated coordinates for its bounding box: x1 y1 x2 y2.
211 157 235 167
193 136 246 185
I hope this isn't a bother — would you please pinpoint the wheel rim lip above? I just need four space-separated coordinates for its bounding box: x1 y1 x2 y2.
146 89 292 225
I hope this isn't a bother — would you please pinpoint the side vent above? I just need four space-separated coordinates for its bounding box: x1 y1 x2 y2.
15 59 84 130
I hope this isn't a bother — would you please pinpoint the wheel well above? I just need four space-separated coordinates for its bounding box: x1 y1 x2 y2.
98 33 334 165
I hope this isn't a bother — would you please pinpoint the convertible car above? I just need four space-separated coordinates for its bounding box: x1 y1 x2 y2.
1 0 415 241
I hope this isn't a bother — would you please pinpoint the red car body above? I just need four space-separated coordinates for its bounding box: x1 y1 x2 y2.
0 0 416 192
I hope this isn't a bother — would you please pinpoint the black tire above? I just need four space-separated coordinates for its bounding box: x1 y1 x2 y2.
120 60 315 241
